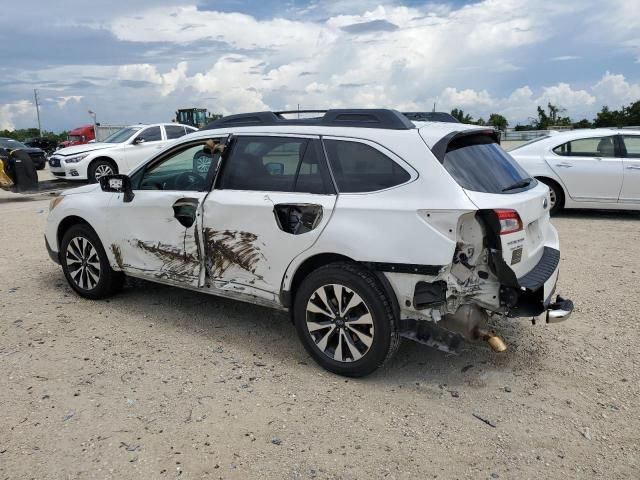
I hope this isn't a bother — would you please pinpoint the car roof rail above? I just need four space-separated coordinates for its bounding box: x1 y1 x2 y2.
402 112 460 123
201 109 416 130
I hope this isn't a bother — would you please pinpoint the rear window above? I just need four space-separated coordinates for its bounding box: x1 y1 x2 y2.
442 135 535 194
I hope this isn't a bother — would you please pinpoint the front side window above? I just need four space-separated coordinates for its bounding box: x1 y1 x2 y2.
137 140 223 191
442 134 535 194
323 139 410 193
217 136 332 193
553 136 616 157
136 126 162 143
622 136 640 158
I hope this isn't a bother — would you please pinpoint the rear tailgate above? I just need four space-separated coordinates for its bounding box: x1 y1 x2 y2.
464 182 553 278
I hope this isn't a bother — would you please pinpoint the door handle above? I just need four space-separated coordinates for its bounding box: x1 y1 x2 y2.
627 166 640 170
555 163 573 168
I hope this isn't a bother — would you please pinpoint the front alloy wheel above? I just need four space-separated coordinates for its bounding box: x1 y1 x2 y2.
66 236 101 290
94 163 114 180
306 284 375 362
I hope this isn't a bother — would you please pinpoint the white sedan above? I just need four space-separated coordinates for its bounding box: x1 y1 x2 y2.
509 129 640 213
49 123 197 183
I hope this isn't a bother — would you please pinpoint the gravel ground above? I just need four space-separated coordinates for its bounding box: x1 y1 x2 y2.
1 178 639 479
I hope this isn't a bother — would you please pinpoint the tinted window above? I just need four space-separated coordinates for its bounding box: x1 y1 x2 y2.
622 136 640 158
553 137 616 157
218 136 331 193
323 140 410 192
165 125 187 139
442 137 535 194
137 126 162 143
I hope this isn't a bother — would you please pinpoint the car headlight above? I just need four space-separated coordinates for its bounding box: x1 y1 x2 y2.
64 153 89 164
49 196 65 211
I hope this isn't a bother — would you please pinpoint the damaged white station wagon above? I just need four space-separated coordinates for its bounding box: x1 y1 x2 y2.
45 109 573 377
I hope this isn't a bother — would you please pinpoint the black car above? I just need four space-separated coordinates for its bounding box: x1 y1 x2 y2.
23 137 59 155
0 137 47 170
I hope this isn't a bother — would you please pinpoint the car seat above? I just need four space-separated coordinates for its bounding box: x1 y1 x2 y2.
596 137 615 157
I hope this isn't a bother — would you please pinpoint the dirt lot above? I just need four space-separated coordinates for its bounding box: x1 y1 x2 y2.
1 179 639 479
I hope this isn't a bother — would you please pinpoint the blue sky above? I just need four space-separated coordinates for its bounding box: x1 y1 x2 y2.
0 0 638 131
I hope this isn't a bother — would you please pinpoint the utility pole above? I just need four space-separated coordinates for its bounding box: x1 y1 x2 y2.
34 89 42 136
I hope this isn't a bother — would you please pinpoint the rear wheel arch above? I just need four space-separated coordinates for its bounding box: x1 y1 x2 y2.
283 253 400 320
535 176 565 212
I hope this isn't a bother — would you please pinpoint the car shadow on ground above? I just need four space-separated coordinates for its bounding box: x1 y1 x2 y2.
555 208 640 221
41 270 544 385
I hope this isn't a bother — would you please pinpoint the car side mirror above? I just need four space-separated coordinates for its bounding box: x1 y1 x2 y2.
265 162 284 176
99 174 135 203
133 137 145 145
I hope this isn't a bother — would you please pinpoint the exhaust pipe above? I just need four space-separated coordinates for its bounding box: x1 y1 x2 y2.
439 305 508 353
476 328 507 353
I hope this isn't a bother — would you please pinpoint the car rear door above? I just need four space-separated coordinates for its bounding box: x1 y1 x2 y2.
544 135 623 203
619 134 640 204
200 134 337 305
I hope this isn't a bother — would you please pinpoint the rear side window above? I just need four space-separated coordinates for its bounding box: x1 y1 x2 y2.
165 125 187 139
217 136 332 193
621 136 640 158
553 137 616 157
323 140 410 192
442 134 535 194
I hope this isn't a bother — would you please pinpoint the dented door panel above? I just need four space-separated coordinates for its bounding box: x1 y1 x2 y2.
104 191 207 287
201 190 336 302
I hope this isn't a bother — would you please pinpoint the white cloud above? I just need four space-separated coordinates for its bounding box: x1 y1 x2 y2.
551 55 581 61
592 72 640 108
0 101 33 130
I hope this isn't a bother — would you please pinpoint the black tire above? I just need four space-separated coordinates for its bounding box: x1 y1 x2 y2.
538 178 564 214
293 262 401 377
88 159 117 184
60 224 124 300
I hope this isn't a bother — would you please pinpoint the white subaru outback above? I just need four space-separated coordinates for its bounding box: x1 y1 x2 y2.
45 109 573 377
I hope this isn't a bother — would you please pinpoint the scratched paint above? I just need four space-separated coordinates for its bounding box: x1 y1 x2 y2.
134 239 200 283
110 244 124 270
203 228 265 280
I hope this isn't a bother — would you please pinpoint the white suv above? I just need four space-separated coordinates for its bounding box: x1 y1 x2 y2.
48 123 197 183
45 109 573 377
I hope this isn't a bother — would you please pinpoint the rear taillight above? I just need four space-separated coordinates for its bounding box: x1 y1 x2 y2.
495 209 523 235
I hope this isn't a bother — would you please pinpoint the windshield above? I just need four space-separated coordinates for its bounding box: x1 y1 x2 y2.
0 138 27 149
102 127 142 144
68 135 83 142
442 136 536 194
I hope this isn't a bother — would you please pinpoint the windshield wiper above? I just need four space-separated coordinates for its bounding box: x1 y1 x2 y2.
502 177 533 192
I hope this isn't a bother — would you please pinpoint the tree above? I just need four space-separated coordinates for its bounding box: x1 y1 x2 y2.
594 101 640 127
450 108 474 124
487 113 508 131
572 119 592 129
533 103 572 129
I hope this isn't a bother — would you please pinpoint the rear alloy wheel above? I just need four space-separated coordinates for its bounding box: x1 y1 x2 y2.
294 262 400 377
538 178 564 215
61 224 124 299
88 160 116 183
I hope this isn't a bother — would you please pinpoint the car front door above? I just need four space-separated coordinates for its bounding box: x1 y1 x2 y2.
104 137 225 287
545 135 623 203
619 134 640 204
200 135 337 306
121 126 166 173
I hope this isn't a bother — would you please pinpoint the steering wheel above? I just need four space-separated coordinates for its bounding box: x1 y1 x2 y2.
175 171 206 191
